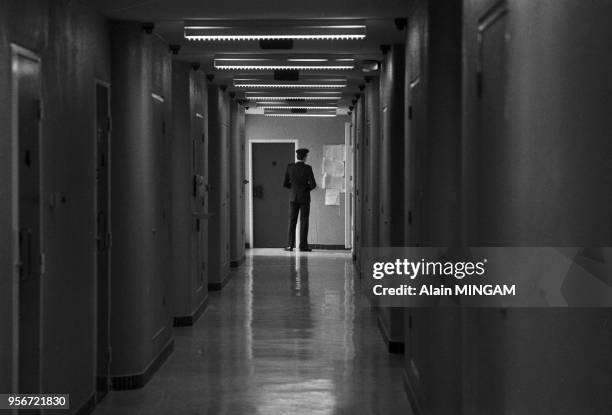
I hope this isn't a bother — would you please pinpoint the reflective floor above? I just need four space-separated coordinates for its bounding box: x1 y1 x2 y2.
93 249 412 415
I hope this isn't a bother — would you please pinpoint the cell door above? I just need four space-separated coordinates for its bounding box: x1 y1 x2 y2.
251 142 295 247
192 112 206 291
152 95 170 341
406 79 426 247
477 2 508 242
12 45 42 395
95 82 111 401
470 4 509 411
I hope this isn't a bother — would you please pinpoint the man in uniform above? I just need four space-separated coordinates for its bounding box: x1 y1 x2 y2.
283 148 317 251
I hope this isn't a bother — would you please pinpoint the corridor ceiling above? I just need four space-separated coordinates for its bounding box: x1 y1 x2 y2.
83 0 410 111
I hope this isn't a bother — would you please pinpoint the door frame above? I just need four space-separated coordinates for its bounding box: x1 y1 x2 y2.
93 78 111 401
10 43 43 394
247 139 298 248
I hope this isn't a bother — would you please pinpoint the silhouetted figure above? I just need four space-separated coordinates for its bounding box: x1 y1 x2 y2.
283 148 317 251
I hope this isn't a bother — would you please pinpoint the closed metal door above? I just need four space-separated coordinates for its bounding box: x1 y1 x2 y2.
95 82 111 401
13 45 42 396
252 142 295 247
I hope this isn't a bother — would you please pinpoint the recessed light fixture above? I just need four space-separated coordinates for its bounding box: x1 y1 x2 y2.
236 84 346 88
258 106 339 110
247 96 343 101
214 54 355 70
235 79 346 88
234 75 347 89
264 113 337 117
287 59 329 62
184 19 366 41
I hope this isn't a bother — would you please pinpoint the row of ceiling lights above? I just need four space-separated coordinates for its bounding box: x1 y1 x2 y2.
184 19 366 41
183 20 370 116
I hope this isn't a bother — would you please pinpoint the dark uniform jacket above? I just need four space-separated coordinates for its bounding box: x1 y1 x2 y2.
283 161 317 203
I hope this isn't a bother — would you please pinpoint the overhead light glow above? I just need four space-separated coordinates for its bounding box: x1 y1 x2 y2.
258 106 338 110
246 96 342 100
215 54 355 71
184 19 366 41
216 65 353 70
235 83 346 88
264 113 337 117
287 58 329 62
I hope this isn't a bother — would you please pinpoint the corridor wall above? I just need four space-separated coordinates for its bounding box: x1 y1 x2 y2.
171 62 210 326
229 100 247 266
109 21 174 389
208 84 231 290
458 0 612 413
0 0 110 411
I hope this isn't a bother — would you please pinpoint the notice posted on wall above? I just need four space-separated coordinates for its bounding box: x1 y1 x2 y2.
325 189 341 206
322 144 345 205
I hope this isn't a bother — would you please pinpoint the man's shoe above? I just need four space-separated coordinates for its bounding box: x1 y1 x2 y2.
284 247 293 252
300 247 312 252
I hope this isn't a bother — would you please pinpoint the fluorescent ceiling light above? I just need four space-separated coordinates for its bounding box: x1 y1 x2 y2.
216 65 353 70
247 96 342 100
184 19 366 41
255 101 340 105
234 75 347 90
235 83 346 88
214 54 355 70
287 59 329 62
258 106 338 110
264 113 337 117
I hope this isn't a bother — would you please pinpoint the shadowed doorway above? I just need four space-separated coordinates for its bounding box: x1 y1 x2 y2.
250 141 296 247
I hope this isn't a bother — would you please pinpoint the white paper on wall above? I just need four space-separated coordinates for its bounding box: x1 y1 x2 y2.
321 144 346 194
323 175 344 190
325 189 341 205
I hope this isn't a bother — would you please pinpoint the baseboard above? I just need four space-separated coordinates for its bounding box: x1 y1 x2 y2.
173 296 209 327
376 313 405 354
308 244 350 250
230 256 245 268
403 367 422 415
74 393 96 415
208 271 231 291
111 338 174 390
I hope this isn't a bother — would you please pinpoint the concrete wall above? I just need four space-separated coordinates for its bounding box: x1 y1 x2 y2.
245 115 350 246
109 21 173 381
0 0 110 410
459 1 612 413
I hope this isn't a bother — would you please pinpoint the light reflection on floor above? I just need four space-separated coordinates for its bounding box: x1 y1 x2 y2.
93 249 412 415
